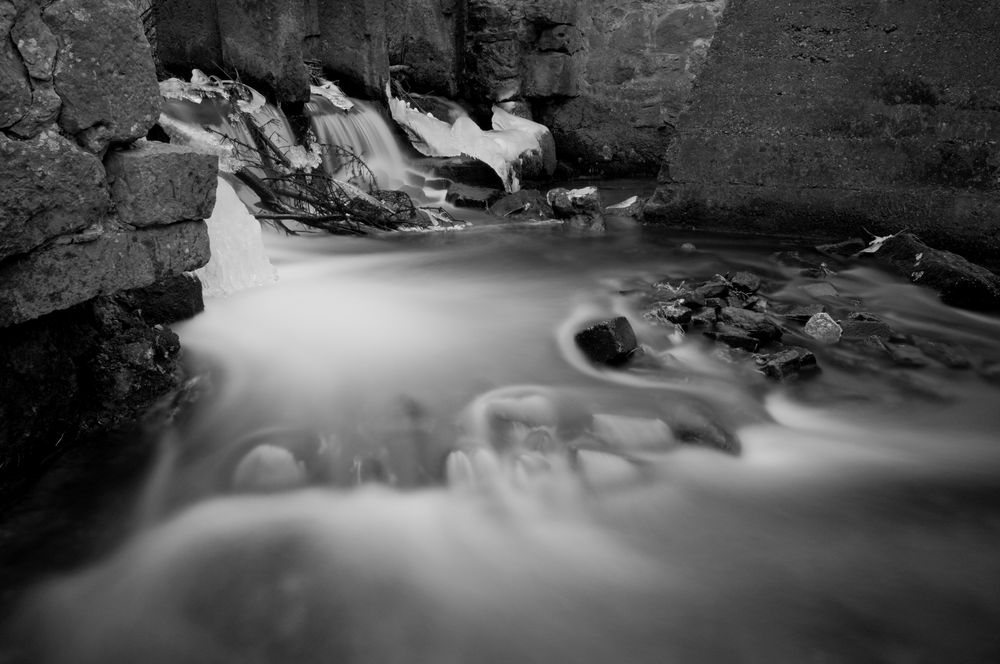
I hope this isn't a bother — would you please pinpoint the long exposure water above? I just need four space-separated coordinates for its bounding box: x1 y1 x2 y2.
6 188 1000 662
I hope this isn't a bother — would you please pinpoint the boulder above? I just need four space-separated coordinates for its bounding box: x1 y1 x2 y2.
546 186 602 218
43 0 161 151
717 307 781 343
12 5 59 81
0 130 109 262
122 273 205 326
868 233 1000 311
7 83 61 138
575 317 638 365
488 189 554 220
523 52 581 98
446 182 504 209
105 141 219 227
0 221 211 328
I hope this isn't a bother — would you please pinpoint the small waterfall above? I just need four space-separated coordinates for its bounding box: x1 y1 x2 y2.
304 94 442 203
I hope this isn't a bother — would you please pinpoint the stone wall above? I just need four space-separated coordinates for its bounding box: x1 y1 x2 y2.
1 0 216 484
645 0 1000 263
463 0 726 176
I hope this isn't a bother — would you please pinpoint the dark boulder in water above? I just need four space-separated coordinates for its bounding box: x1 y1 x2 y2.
575 317 638 365
867 233 1000 311
755 346 819 381
445 182 504 209
489 189 554 220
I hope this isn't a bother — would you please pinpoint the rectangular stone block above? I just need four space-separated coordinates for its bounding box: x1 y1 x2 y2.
0 221 210 328
104 140 219 228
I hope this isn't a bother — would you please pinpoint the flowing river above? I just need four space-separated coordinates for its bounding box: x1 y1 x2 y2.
5 184 1000 662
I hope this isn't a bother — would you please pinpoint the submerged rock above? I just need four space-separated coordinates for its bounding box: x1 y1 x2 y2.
575 316 638 365
755 346 819 381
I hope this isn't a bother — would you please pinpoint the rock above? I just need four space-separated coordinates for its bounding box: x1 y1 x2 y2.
7 83 61 138
604 195 646 218
546 186 603 218
911 336 972 369
706 324 760 352
123 274 205 326
488 189 554 220
523 52 581 98
445 182 504 208
679 242 697 253
729 271 762 294
43 0 161 151
689 308 717 328
646 303 692 326
801 282 840 299
0 6 31 129
12 5 59 81
773 303 824 322
308 0 390 97
217 0 310 103
694 276 729 299
667 404 741 455
538 24 584 53
868 233 1000 311
804 312 843 344
575 316 638 365
0 222 211 328
880 341 930 368
232 444 307 492
718 307 782 343
386 0 461 95
104 141 219 227
0 130 109 262
756 346 819 380
838 313 893 340
590 414 675 451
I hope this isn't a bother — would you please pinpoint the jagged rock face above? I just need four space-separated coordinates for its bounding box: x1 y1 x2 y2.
306 0 389 97
645 0 1000 263
463 0 725 176
0 0 219 485
385 0 462 96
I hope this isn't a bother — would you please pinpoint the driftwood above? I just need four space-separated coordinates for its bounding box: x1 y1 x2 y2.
211 95 457 235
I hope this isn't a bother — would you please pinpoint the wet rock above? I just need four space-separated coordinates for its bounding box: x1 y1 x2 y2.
689 308 717 328
679 242 698 253
756 346 818 380
838 313 893 340
104 141 219 228
801 282 840 299
880 341 929 368
488 189 553 220
232 444 307 493
0 130 109 262
668 404 741 455
706 324 760 352
446 182 504 208
804 312 842 344
575 316 638 365
773 303 824 322
911 336 972 369
546 186 603 218
646 303 692 326
718 307 782 343
604 195 646 218
729 271 762 294
0 222 211 328
43 0 162 151
694 276 729 299
867 233 1000 311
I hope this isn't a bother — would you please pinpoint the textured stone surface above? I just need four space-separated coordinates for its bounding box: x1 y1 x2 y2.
7 82 61 137
0 222 211 328
153 0 223 78
0 130 109 262
105 141 219 228
12 4 59 81
386 0 461 95
575 316 638 365
0 1 31 128
43 0 161 151
217 0 310 103
307 0 389 97
646 0 1000 263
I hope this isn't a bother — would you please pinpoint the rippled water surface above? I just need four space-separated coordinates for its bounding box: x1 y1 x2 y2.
6 192 1000 663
